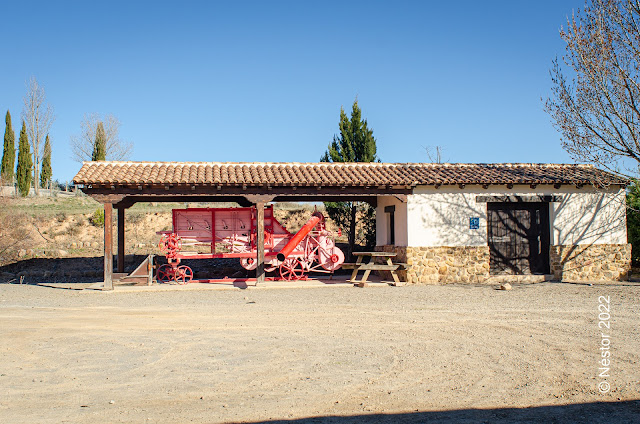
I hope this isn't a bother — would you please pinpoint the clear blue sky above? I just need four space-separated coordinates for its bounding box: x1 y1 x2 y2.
0 0 583 183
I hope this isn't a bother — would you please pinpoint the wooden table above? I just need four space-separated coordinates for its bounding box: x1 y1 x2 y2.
341 252 404 286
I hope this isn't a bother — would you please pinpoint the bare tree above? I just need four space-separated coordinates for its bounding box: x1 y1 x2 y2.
545 0 640 179
424 145 448 163
22 76 54 195
70 113 133 162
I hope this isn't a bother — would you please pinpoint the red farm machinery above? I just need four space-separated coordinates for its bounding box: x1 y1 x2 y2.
156 205 345 284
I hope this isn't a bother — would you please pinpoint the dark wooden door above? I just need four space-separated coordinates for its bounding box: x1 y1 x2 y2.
488 202 550 275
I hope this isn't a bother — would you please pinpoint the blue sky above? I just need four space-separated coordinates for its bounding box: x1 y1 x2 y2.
0 0 582 183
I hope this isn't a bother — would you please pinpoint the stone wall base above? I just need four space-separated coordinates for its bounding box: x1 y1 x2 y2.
376 243 631 284
376 245 490 284
550 244 631 282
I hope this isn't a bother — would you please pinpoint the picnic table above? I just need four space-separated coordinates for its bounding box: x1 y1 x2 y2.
341 251 405 286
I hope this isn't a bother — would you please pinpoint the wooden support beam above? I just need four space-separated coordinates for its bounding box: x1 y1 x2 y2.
256 202 265 285
104 203 114 291
245 194 275 204
117 207 125 273
85 186 411 201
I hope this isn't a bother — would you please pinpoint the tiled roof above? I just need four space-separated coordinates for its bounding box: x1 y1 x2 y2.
73 161 628 187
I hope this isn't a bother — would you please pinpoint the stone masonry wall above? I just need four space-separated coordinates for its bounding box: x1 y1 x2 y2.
550 244 631 282
376 245 490 284
377 243 631 283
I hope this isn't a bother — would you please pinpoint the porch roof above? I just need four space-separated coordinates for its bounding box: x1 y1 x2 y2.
73 161 627 188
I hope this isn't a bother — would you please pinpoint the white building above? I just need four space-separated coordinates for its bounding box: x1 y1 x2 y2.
375 164 629 283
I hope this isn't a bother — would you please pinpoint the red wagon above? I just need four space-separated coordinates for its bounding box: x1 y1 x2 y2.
156 205 344 284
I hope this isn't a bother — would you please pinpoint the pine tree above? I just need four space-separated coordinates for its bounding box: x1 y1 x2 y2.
1 110 15 183
40 134 52 188
321 100 377 164
321 99 378 256
16 121 32 197
91 122 106 161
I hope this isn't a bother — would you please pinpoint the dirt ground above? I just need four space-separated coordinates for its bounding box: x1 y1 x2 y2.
1 282 639 423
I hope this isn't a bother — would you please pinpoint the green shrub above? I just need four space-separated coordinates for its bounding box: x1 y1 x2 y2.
90 208 104 227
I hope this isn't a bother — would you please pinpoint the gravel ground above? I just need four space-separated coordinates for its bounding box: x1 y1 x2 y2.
1 282 639 423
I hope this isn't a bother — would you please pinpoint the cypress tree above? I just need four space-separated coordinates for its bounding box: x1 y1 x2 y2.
321 99 379 256
40 134 52 188
16 121 32 197
321 100 377 163
92 122 106 161
1 110 15 182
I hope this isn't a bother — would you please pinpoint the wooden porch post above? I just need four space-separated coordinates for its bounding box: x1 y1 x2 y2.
103 203 114 290
256 202 265 285
117 207 125 273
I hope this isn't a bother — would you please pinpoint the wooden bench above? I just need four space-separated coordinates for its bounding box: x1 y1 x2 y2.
344 252 406 286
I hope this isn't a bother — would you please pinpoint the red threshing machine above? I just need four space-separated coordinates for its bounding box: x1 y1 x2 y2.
156 205 345 284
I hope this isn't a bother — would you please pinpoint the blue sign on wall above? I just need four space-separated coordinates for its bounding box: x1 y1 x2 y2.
469 217 480 229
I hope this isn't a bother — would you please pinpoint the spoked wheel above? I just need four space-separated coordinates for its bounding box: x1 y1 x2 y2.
174 265 194 285
279 258 305 281
156 264 173 283
159 234 182 258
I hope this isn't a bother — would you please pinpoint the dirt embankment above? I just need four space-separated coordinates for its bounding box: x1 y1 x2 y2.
0 196 346 282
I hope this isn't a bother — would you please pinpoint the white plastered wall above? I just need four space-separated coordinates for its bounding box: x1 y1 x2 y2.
551 189 627 245
376 196 408 246
378 185 627 247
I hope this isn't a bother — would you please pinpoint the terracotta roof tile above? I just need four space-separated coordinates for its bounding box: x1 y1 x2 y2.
72 161 628 187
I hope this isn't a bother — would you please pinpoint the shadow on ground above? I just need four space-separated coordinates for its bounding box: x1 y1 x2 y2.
0 255 355 285
250 400 639 423
0 255 149 284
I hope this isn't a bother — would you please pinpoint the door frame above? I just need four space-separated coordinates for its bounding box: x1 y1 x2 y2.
486 201 551 275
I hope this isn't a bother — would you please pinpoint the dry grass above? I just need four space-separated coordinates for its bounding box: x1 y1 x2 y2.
0 198 36 265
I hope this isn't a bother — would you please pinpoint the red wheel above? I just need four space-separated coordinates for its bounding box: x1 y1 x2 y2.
279 258 305 281
167 236 181 251
156 264 173 283
159 234 182 259
174 265 193 285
